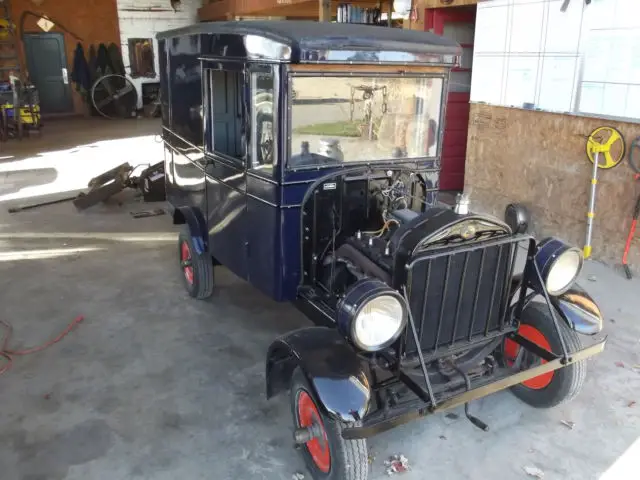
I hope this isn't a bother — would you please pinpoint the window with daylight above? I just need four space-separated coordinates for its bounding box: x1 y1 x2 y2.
128 38 156 78
471 0 640 121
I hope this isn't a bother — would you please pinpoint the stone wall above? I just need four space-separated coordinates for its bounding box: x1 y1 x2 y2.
465 102 640 272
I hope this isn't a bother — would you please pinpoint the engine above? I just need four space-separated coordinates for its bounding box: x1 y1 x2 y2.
323 206 419 293
303 168 512 301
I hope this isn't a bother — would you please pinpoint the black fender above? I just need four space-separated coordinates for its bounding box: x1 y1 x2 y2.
173 206 208 255
266 327 370 423
549 283 603 335
510 275 603 335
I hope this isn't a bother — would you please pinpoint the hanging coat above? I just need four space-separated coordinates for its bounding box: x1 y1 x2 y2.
107 42 126 76
88 44 98 83
96 43 110 76
70 43 91 95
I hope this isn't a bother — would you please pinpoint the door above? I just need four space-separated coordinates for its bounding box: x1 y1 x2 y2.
204 66 248 280
23 33 74 114
426 7 476 191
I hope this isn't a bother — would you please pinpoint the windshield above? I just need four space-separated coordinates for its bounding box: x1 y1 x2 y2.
289 75 443 168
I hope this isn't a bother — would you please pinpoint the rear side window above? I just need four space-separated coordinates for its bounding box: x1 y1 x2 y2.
206 69 245 164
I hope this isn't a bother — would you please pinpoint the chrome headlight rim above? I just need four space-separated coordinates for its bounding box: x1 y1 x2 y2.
535 238 584 296
349 291 408 352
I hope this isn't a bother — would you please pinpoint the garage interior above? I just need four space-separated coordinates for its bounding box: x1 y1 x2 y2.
0 1 639 479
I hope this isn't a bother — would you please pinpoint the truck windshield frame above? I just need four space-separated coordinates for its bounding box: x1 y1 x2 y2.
287 72 446 170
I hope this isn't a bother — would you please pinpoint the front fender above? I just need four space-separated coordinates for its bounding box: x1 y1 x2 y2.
550 283 603 335
173 206 207 254
510 274 603 335
266 327 370 423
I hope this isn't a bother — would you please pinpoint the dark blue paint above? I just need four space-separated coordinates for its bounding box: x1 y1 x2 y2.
205 165 248 279
550 283 603 335
173 205 208 254
246 196 281 298
159 27 448 303
281 207 302 299
265 327 370 422
510 273 603 336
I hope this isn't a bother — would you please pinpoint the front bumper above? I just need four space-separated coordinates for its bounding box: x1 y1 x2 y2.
342 337 606 439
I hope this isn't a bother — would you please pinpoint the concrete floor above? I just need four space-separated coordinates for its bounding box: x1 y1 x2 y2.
0 118 638 480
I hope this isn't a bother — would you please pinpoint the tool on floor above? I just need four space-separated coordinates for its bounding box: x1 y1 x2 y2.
584 126 626 258
130 208 165 219
7 195 76 213
622 177 640 280
73 161 165 210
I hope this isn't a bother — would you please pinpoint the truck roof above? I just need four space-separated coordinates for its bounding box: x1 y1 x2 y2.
157 20 461 62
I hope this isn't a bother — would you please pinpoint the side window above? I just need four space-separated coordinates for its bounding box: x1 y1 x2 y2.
158 40 169 127
250 67 275 173
207 69 245 163
169 52 202 147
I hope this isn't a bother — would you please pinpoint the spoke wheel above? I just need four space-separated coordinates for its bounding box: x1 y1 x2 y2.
91 74 138 119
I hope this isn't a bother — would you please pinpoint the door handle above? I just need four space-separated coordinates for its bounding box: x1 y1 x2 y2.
61 67 69 85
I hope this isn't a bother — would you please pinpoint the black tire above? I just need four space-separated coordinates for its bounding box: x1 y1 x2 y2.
290 368 368 480
178 226 214 299
507 302 587 408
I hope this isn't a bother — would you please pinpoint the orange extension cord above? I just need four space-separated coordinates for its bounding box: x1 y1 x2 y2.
0 315 84 376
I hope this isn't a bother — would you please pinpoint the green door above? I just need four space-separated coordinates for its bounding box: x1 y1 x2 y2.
23 33 74 114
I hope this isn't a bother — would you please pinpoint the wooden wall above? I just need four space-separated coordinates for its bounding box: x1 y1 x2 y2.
12 0 121 115
465 103 640 273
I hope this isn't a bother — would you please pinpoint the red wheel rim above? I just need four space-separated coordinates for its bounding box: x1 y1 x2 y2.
504 325 554 389
297 390 330 473
181 241 194 285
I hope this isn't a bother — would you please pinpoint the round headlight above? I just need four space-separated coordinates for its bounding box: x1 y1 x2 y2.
352 294 406 351
545 248 582 295
535 238 583 296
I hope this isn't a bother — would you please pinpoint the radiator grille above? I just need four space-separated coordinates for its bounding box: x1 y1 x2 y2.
404 239 518 356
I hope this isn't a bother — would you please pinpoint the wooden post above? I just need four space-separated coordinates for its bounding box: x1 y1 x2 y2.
319 0 331 21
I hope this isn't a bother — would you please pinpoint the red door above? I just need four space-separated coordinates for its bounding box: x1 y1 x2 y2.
426 7 476 192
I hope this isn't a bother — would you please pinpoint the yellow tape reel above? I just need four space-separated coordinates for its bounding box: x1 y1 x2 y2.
586 126 626 169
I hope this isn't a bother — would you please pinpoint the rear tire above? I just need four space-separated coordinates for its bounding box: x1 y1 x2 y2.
178 226 214 299
290 368 368 480
505 302 587 408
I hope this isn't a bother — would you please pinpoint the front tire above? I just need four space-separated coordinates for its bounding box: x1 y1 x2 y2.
290 368 368 480
504 302 587 408
178 226 214 299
